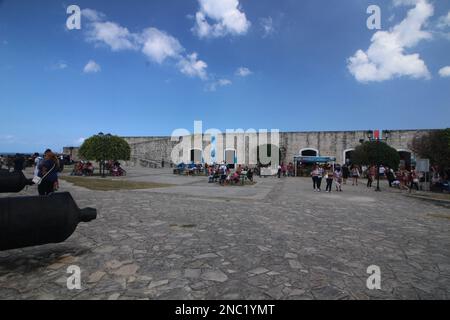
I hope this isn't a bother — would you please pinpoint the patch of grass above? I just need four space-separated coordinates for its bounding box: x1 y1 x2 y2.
60 176 173 191
424 193 450 201
60 165 75 174
407 193 450 204
427 213 450 220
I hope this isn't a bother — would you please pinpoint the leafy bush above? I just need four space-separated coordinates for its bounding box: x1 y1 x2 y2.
410 128 450 174
79 134 131 162
352 141 400 169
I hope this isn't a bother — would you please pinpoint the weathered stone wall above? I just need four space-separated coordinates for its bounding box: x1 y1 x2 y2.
123 136 176 167
282 130 431 164
120 129 433 167
62 147 80 161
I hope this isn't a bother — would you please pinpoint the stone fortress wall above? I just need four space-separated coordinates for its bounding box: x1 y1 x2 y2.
119 129 433 168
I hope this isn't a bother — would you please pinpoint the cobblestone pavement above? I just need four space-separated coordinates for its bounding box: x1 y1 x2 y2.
0 168 449 300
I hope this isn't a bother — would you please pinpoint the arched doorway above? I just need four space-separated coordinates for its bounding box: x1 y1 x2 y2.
295 148 319 177
343 149 355 165
398 150 412 170
300 148 319 157
224 149 236 168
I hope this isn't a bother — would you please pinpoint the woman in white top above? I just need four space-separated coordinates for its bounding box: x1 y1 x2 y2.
311 165 324 192
33 153 43 177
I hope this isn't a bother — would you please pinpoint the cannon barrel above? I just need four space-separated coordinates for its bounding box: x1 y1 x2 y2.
0 192 97 251
0 169 34 193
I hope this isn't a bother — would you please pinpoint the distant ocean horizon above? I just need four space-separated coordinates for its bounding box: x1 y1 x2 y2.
0 152 36 156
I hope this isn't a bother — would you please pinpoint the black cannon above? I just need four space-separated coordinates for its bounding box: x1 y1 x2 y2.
0 192 97 251
0 169 34 193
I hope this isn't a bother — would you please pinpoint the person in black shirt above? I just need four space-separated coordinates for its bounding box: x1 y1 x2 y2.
247 168 254 182
342 164 350 184
13 154 25 172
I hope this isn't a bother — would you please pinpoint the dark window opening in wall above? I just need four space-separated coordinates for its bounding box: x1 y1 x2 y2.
398 151 412 170
344 150 355 165
190 149 202 163
301 149 318 157
225 150 236 169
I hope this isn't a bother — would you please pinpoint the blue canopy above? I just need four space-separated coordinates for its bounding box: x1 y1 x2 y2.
294 156 336 164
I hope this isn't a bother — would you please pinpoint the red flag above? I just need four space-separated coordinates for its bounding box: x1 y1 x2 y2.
374 130 380 139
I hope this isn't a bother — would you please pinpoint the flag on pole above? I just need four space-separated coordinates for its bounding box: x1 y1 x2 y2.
374 130 380 140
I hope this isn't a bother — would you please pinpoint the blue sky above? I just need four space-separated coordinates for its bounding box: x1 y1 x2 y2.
0 0 449 153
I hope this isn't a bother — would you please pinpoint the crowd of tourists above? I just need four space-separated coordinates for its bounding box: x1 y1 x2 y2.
206 163 254 185
3 149 448 194
1 150 130 196
173 158 448 192
307 162 443 193
310 164 343 192
174 161 255 185
71 161 95 176
106 160 126 176
71 160 126 177
275 163 296 178
174 162 205 175
359 164 424 192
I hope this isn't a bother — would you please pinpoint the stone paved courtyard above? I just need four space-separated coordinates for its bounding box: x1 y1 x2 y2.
0 167 449 300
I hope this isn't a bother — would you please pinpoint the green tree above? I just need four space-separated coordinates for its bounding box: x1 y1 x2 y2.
79 134 131 162
410 129 450 173
352 141 400 169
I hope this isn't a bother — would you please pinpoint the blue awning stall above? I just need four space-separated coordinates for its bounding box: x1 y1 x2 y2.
294 156 336 163
293 156 337 177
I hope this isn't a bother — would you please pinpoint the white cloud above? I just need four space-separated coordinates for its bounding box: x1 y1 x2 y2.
87 21 139 51
82 8 105 22
75 137 86 145
347 0 433 83
83 60 101 73
81 9 208 80
393 0 421 6
437 11 450 29
178 53 208 80
235 67 252 77
218 78 232 86
51 61 68 70
439 66 450 78
206 78 232 91
57 62 68 70
193 0 251 38
140 28 183 64
260 17 274 37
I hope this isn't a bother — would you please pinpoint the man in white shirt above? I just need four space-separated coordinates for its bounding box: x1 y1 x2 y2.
219 162 228 185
